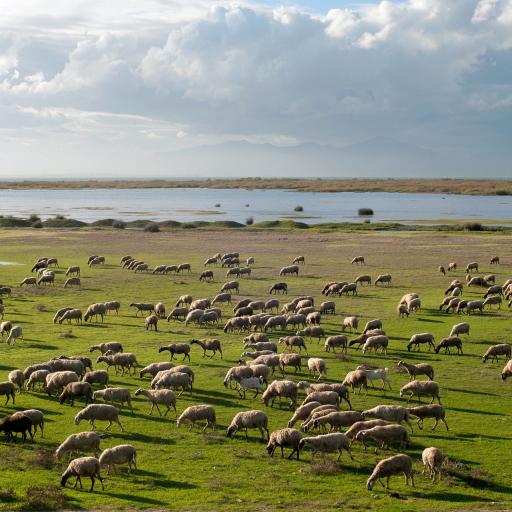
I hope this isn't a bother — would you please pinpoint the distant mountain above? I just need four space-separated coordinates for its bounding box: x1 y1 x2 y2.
160 137 449 178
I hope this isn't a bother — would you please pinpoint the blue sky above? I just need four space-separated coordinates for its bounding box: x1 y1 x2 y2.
0 0 511 178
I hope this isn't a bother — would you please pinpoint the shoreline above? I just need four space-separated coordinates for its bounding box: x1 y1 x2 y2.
0 178 511 195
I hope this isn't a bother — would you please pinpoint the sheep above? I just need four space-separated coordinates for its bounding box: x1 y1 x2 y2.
285 314 306 329
44 371 79 396
64 277 81 288
299 405 340 431
447 261 457 271
244 340 276 352
89 256 105 268
342 370 368 394
339 316 358 334
438 265 446 275
324 335 348 354
375 274 392 286
61 456 104 492
58 308 83 324
269 282 288 294
362 335 388 355
501 360 512 380
221 281 239 294
190 338 223 359
93 387 133 413
355 424 409 452
435 336 463 355
37 273 55 286
262 380 298 409
25 369 51 391
223 366 254 388
445 282 463 295
130 303 155 316
177 263 191 273
6 325 23 346
145 314 158 331
483 296 502 309
55 432 104 460
400 380 441 404
235 306 253 317
48 358 85 376
279 353 302 375
302 391 340 407
408 404 448 431
407 333 435 352
152 371 192 396
226 410 269 440
84 303 107 323
0 414 33 442
339 283 358 296
351 256 365 265
139 362 175 380
211 293 232 306
0 320 12 337
166 307 189 322
345 420 389 440
363 319 382 334
366 454 414 490
11 409 44 437
278 335 307 353
407 297 421 312
75 404 124 431
490 256 500 265
176 295 192 307
159 343 191 362
267 428 302 460
307 358 327 380
177 405 216 431
397 361 434 381
99 444 137 474
184 309 204 327
96 353 137 375
397 304 409 318
450 322 470 336
312 411 364 433
299 433 353 462
306 312 321 325
59 382 93 406
296 326 325 342
466 261 479 273
466 300 484 314
482 344 511 363
31 260 47 272
135 388 176 416
287 402 323 428
279 265 299 277
204 257 218 267
484 285 503 298
20 277 37 286
8 370 24 393
362 405 413 432
356 366 391 390
263 315 287 332
89 342 123 355
236 376 266 399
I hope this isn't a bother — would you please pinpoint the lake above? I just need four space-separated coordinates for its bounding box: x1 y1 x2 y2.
0 188 510 225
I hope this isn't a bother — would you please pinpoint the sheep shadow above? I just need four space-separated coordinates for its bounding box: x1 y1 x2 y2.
445 387 497 396
23 343 59 350
95 491 169 505
412 490 495 502
446 406 504 416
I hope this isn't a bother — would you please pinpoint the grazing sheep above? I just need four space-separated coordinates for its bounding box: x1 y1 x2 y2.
177 263 191 273
484 285 503 298
501 360 512 380
0 320 12 337
139 362 175 380
466 262 479 273
400 381 441 404
342 370 368 394
450 323 470 336
135 388 176 416
438 265 446 275
0 414 33 442
58 309 83 324
177 405 216 431
152 371 192 396
363 319 382 334
448 262 457 271
64 277 81 288
190 339 222 359
166 307 189 322
265 298 279 312
362 335 388 355
351 256 365 265
25 369 51 391
130 303 155 316
159 343 191 361
279 335 307 353
312 411 363 433
287 402 323 428
355 424 409 452
263 315 287 332
303 391 340 408
324 335 348 354
93 387 133 413
345 420 389 440
435 336 463 355
482 344 511 363
296 326 325 342
176 295 192 307
8 370 24 393
340 316 358 333
397 304 409 318
55 432 104 459
299 433 353 462
145 314 158 331
220 281 240 294
236 376 265 399
407 297 421 312
422 447 444 482
375 274 392 286
6 325 23 346
356 366 391 390
366 454 414 490
262 380 298 409
226 410 269 440
48 358 85 376
408 404 448 431
37 273 55 286
223 366 254 388
397 361 434 381
184 309 204 327
99 444 137 474
84 303 107 323
89 342 123 355
44 372 79 396
59 382 94 406
61 456 104 492
244 340 277 352
279 265 299 277
362 405 413 432
307 358 326 380
75 404 124 431
407 333 435 352
279 353 302 375
269 282 288 294
483 296 502 309
267 428 303 460
20 277 37 287
97 353 137 375
12 409 44 437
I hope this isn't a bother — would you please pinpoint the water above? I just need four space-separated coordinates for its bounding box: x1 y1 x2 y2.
0 188 510 225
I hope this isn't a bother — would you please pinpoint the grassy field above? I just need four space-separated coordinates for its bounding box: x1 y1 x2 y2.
0 178 511 195
0 228 511 511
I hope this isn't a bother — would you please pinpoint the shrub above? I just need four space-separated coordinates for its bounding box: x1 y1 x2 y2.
214 203 221 207
112 220 126 229
0 217 31 227
144 222 160 233
364 219 371 224
32 221 43 229
90 218 116 227
358 208 374 216
22 485 67 510
495 190 510 196
462 222 483 231
29 214 41 222
246 216 254 226
30 448 54 469
181 222 197 229
211 221 245 228
43 217 86 228
158 220 182 228
294 205 304 212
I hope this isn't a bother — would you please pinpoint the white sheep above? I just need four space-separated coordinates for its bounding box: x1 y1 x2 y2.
12 409 44 437
135 388 176 416
422 446 444 482
366 454 414 490
61 456 104 492
354 424 409 452
362 405 413 432
408 404 448 431
93 387 133 413
307 358 327 380
6 325 23 346
399 380 441 404
262 380 298 409
99 444 137 474
299 433 353 462
8 370 24 393
55 432 104 459
236 376 265 399
356 366 391 390
74 404 124 431
266 428 303 460
226 410 269 440
177 405 216 431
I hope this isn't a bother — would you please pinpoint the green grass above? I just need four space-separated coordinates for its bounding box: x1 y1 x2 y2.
0 228 511 510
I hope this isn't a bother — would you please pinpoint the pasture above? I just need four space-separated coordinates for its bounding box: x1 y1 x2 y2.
0 227 511 511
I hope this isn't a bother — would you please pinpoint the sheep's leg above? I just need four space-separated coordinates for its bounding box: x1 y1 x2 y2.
105 420 112 431
442 418 449 431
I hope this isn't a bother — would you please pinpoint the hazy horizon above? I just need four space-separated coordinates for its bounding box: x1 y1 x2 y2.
0 0 511 178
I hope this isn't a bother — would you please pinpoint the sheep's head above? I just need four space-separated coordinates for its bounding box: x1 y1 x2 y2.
366 476 376 490
134 389 143 396
226 425 237 438
74 413 82 425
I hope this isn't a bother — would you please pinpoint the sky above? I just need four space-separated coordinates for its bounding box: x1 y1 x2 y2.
0 0 511 178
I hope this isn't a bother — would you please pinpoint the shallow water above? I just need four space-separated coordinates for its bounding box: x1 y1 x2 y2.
0 188 510 225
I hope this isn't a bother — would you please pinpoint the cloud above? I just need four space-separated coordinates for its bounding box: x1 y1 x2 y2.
0 0 511 176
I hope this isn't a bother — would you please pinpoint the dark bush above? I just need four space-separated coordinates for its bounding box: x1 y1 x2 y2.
294 205 304 212
246 216 254 225
29 214 41 222
214 203 221 207
495 190 510 196
126 219 153 228
55 215 66 220
158 220 182 228
462 222 483 231
181 222 197 229
22 485 67 510
211 221 245 228
0 217 31 227
144 222 160 233
112 220 126 229
32 221 43 229
358 208 374 216
90 218 116 227
364 219 371 224
42 217 87 228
